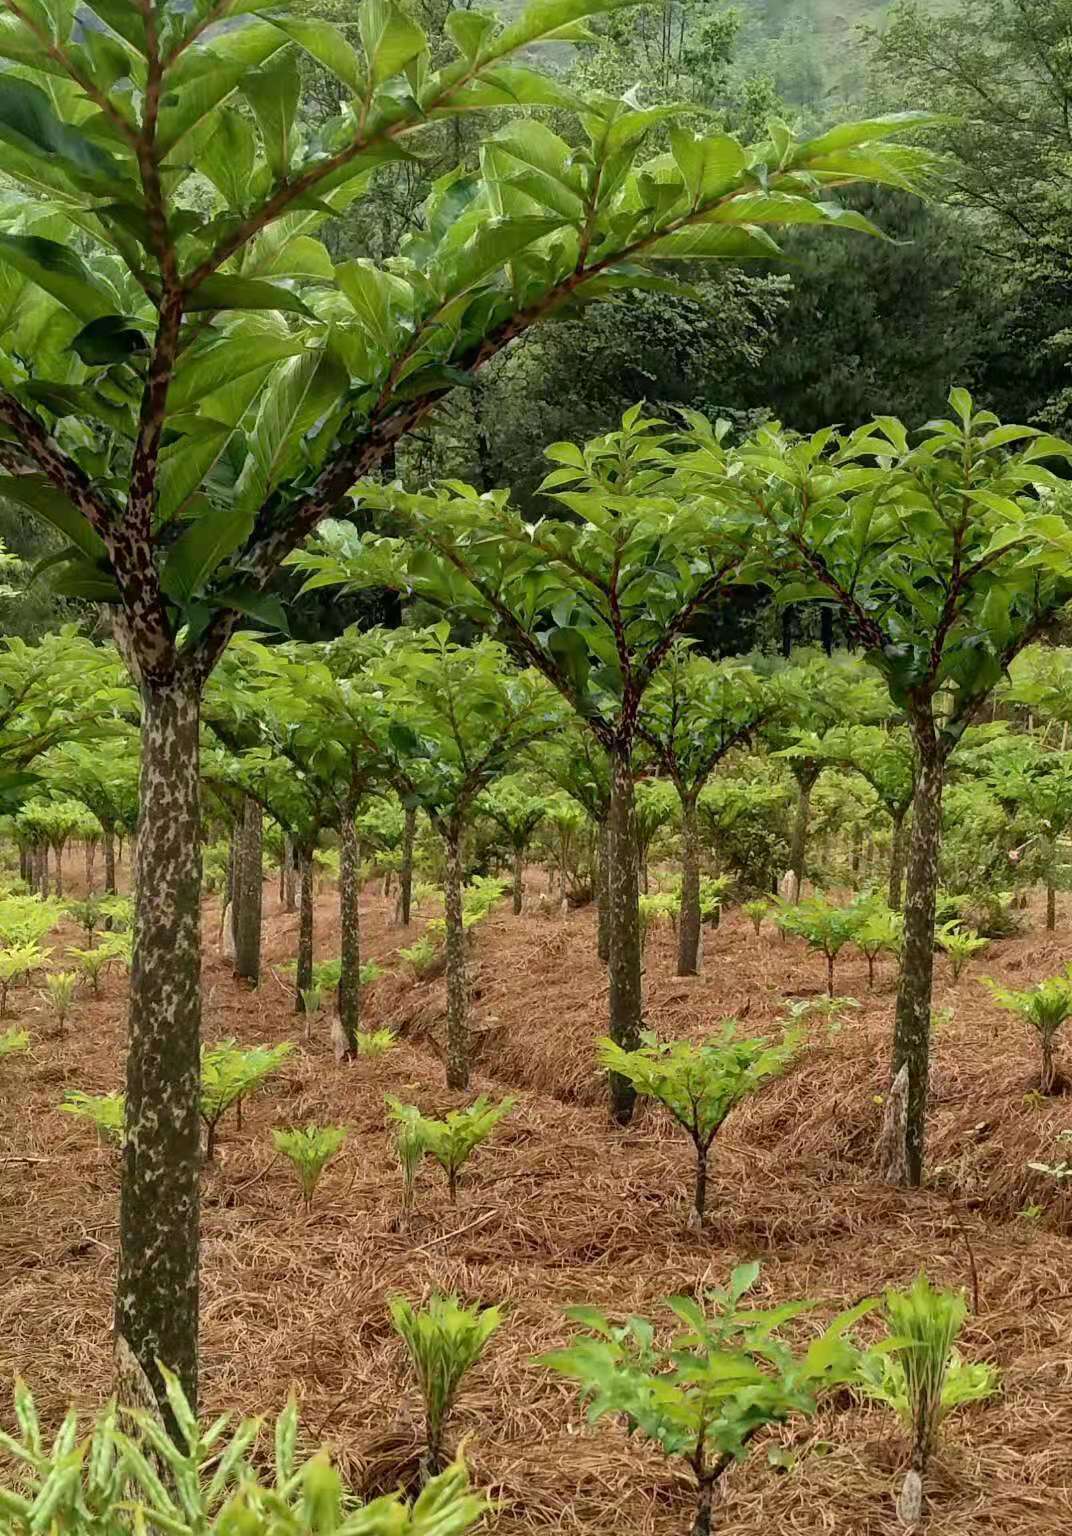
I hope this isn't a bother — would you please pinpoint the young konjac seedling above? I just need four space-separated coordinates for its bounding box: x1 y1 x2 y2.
0 1026 28 1060
387 1098 426 1219
390 1293 502 1477
599 1026 800 1225
540 1262 874 1536
936 923 989 983
356 1028 396 1057
272 1125 347 1211
982 973 1072 1094
200 1041 293 1158
60 1089 125 1145
299 986 322 1040
852 901 903 989
0 944 46 1016
777 896 864 997
386 1094 514 1203
857 1271 998 1527
64 898 104 946
41 971 78 1036
742 898 770 937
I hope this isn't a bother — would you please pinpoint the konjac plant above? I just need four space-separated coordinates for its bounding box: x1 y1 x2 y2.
386 1094 514 1204
599 1027 799 1225
982 973 1072 1094
390 1294 502 1479
272 1125 347 1211
540 1262 875 1536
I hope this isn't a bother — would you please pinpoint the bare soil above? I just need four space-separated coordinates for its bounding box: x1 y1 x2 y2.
2 868 1071 1535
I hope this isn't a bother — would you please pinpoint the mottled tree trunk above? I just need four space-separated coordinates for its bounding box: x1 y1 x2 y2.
233 796 262 985
677 794 701 977
851 826 861 883
888 807 908 910
337 804 361 1055
115 670 202 1421
397 805 416 926
596 818 610 965
295 847 314 1011
607 748 642 1123
1047 881 1057 932
52 842 63 898
789 766 818 902
37 844 48 898
283 835 297 912
18 846 28 885
443 821 468 1090
512 845 524 915
85 840 96 891
103 823 117 896
1041 1031 1057 1094
884 713 944 1187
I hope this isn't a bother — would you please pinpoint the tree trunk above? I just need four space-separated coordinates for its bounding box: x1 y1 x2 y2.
596 818 611 965
233 796 262 985
18 845 28 885
39 844 49 897
283 835 297 912
693 1141 708 1227
103 824 117 896
826 952 835 998
398 805 415 926
52 843 63 899
337 806 361 1055
851 825 861 883
884 714 944 1187
789 768 816 902
115 670 202 1423
607 748 642 1123
512 845 524 915
692 1478 715 1536
295 847 314 1010
888 807 908 910
443 822 468 1090
677 794 701 976
1048 881 1057 932
1041 1031 1057 1095
85 841 95 891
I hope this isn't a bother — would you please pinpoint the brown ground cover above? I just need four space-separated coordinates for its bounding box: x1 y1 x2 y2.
2 872 1071 1534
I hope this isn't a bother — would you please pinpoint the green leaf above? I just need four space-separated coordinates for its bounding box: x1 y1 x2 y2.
197 108 258 211
243 49 300 179
71 314 149 365
207 584 290 634
267 16 364 92
185 276 317 317
157 423 232 522
0 476 107 563
445 8 496 60
0 233 113 322
359 0 427 86
160 506 256 604
169 333 307 413
48 557 121 601
797 112 939 159
669 130 747 205
233 347 347 513
0 76 127 186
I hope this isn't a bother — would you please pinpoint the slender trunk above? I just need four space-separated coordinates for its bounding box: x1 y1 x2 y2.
52 843 63 899
596 817 611 964
443 822 468 1090
692 1478 715 1536
826 952 835 998
383 868 392 898
85 841 95 890
789 767 816 902
18 846 28 885
233 796 262 985
851 825 861 883
1048 881 1057 931
295 847 314 1010
885 714 943 1187
607 748 642 1123
283 835 297 912
103 824 117 896
677 794 701 976
693 1139 708 1226
867 953 876 989
115 670 202 1422
398 806 415 926
888 806 908 910
1041 1031 1057 1095
278 851 285 907
512 845 524 915
337 806 361 1055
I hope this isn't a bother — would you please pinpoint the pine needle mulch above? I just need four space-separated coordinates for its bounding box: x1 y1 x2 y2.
2 876 1072 1535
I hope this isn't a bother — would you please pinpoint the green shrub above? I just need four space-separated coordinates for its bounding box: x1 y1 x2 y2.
599 1027 799 1225
98 894 134 931
272 1125 347 1211
857 1272 998 1526
742 897 769 936
385 1094 514 1203
398 935 444 979
638 891 678 949
200 1041 293 1158
0 943 47 1016
936 923 989 983
60 1089 125 1145
67 942 123 996
356 1028 397 1057
982 973 1072 1093
540 1262 874 1536
0 1370 485 1535
0 1025 28 1059
776 896 864 997
299 986 323 1034
0 894 62 947
64 897 105 945
390 1294 502 1477
41 970 78 1035
851 899 902 988
781 995 861 1042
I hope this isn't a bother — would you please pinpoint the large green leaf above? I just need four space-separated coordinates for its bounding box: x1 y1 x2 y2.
71 313 149 365
160 505 257 604
0 77 128 186
197 109 258 210
266 16 364 92
0 476 108 563
359 0 427 85
185 275 316 317
234 347 347 513
243 48 301 179
0 233 113 321
169 333 308 412
157 423 233 522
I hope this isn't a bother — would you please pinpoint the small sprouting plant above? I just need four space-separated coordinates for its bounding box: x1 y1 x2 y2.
398 935 444 979
982 973 1072 1094
299 986 322 1037
936 923 989 983
599 1026 800 1225
742 898 770 936
0 943 46 1016
98 894 133 931
853 901 903 988
387 1097 426 1218
64 897 105 945
776 897 863 997
638 891 678 950
41 970 78 1035
411 880 440 913
0 1025 29 1059
857 1272 998 1527
200 1040 293 1158
1028 1128 1072 1180
356 1028 396 1057
390 1293 502 1477
272 1125 347 1211
60 1089 125 1145
698 875 731 927
540 1262 874 1536
67 944 118 996
386 1094 514 1203
782 994 861 1042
